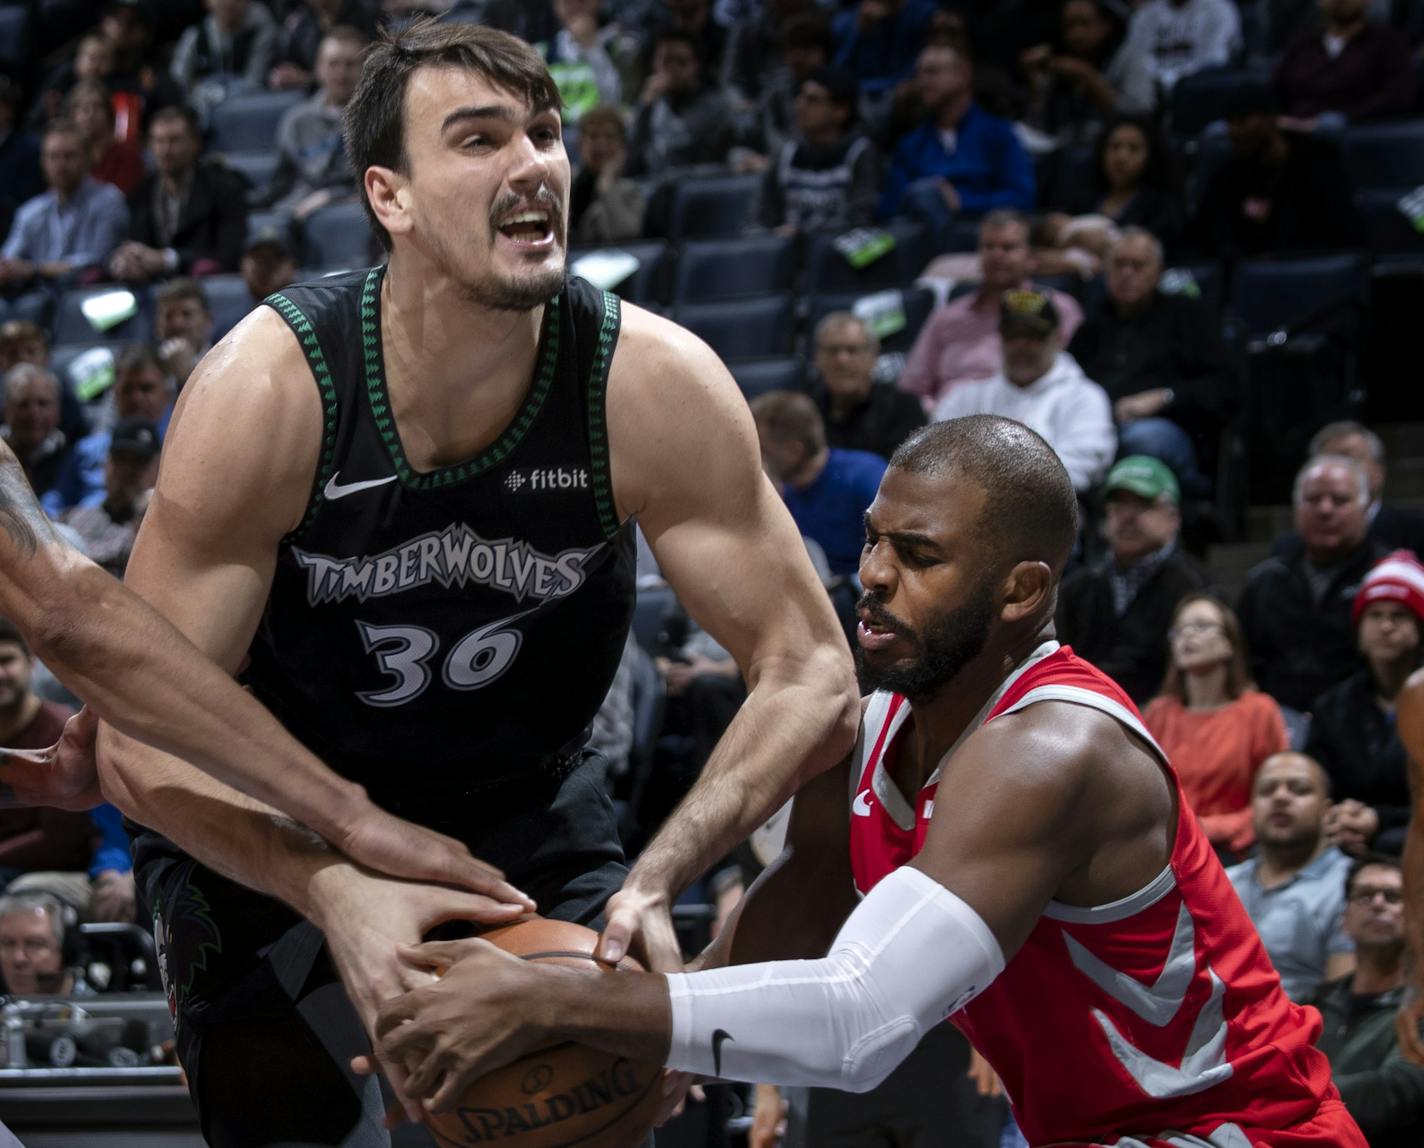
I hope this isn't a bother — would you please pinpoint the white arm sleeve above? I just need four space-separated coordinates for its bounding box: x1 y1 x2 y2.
664 866 1005 1093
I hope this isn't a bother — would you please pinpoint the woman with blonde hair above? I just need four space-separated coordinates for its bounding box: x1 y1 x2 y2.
1144 592 1289 861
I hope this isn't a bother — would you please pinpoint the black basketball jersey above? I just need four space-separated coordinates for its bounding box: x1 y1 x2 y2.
241 267 635 807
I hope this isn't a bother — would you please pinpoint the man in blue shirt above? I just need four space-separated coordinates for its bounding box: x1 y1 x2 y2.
751 389 886 578
0 121 128 318
881 41 1035 252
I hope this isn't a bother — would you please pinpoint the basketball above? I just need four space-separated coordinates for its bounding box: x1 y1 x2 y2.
421 918 664 1148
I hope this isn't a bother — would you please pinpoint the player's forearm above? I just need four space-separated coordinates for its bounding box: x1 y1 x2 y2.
541 968 675 1066
28 549 366 838
624 645 858 901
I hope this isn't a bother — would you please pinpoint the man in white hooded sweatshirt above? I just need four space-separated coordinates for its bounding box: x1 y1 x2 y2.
933 290 1116 493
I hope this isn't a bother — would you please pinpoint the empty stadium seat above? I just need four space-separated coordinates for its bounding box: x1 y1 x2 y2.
568 240 671 305
675 295 797 362
673 235 796 303
729 357 806 399
301 201 375 270
208 90 306 153
0 5 25 68
1169 67 1270 139
202 274 259 340
803 221 929 294
805 286 936 354
221 151 281 198
1227 252 1368 335
52 286 153 345
1343 121 1424 193
665 174 760 239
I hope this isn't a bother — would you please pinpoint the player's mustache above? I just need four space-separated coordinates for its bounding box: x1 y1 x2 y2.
490 187 564 234
856 593 914 640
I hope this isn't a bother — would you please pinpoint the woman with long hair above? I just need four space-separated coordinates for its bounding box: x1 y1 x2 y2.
1144 592 1289 861
65 80 144 197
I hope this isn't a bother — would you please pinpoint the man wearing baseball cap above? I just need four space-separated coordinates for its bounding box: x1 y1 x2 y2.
933 289 1115 493
1057 454 1207 702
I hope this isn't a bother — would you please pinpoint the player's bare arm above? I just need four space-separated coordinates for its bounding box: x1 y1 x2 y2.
1394 669 1424 1062
596 307 861 967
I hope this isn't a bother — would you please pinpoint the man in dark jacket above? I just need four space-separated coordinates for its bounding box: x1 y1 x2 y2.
1310 855 1424 1147
1239 454 1383 715
809 312 925 461
108 105 248 282
1056 455 1207 703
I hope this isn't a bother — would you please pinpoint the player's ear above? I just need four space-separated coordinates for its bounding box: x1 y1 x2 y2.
365 166 412 239
999 560 1052 624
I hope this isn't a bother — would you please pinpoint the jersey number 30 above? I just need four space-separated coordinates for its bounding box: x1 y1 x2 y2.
354 616 525 707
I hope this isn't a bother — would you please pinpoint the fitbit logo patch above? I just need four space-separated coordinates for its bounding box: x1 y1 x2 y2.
504 467 589 493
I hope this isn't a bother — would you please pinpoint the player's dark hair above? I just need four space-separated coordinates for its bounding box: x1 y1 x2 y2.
345 18 561 252
889 416 1078 575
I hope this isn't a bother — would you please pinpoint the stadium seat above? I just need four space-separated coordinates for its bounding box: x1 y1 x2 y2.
665 174 761 239
568 239 671 305
1187 131 1232 212
221 151 281 199
208 90 306 153
803 221 929 294
203 274 259 340
1357 189 1424 266
729 357 806 399
1342 121 1424 193
301 201 375 270
805 286 936 354
1169 67 1269 139
631 585 678 653
673 235 796 303
0 6 25 68
52 286 153 345
1227 252 1368 335
675 295 797 362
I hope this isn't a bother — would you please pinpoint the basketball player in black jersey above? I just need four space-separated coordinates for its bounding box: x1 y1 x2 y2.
96 20 858 1146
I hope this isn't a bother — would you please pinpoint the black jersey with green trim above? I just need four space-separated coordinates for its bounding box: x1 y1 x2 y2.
241 266 635 805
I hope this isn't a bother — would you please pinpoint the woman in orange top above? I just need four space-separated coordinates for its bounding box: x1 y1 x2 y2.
1144 592 1289 861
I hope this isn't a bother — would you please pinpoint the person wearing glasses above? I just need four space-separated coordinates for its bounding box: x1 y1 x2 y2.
1144 591 1289 862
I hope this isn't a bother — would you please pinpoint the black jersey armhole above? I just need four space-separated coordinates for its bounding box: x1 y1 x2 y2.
586 289 622 540
264 291 340 542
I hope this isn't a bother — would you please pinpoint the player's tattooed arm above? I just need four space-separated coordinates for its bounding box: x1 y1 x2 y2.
0 443 58 559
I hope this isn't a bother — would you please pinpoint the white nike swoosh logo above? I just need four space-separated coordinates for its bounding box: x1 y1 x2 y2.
852 789 874 817
324 472 398 500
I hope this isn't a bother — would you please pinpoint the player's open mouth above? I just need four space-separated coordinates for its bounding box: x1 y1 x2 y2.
857 619 901 651
496 209 556 248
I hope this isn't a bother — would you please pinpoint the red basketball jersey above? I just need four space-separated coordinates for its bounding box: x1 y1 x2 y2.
847 643 1363 1147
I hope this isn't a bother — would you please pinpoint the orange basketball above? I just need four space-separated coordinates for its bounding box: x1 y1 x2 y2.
422 918 663 1148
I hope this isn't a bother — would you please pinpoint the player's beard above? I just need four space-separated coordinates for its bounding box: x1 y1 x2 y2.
461 187 568 312
855 583 995 703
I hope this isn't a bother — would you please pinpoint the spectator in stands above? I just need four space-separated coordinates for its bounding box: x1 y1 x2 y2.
626 29 735 176
743 11 834 159
880 43 1035 249
110 105 248 282
1057 455 1207 702
262 26 364 220
0 80 43 243
60 418 158 577
808 312 925 460
750 389 886 578
2 365 70 503
1042 116 1184 262
1306 552 1423 858
1021 0 1155 148
0 618 132 926
153 277 215 390
1275 422 1424 559
240 230 298 307
900 210 1083 407
50 344 172 514
270 0 379 92
65 81 144 198
0 321 47 375
1067 228 1234 494
171 0 280 120
932 289 1115 493
569 105 645 244
758 67 878 235
1239 454 1382 716
1119 0 1242 93
833 0 938 102
1275 0 1416 129
723 0 820 117
31 33 117 131
1192 84 1361 260
0 121 128 310
1309 855 1424 1146
1227 752 1356 1001
541 0 625 123
98 0 185 131
1146 593 1290 860
0 892 78 996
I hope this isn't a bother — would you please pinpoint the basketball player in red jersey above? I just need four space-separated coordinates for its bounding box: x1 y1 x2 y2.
370 416 1365 1148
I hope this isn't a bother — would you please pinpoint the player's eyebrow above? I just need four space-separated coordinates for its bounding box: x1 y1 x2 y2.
441 104 520 133
863 513 942 553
